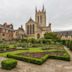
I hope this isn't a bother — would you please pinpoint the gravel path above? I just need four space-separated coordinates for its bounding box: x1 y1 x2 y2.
0 57 6 68
0 59 72 72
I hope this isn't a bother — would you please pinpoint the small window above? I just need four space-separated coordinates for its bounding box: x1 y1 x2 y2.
3 34 5 36
37 34 40 39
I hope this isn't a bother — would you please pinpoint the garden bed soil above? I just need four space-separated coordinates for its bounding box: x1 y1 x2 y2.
17 51 66 59
17 52 46 58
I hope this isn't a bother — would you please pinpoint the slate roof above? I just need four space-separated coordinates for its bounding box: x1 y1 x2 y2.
55 30 72 36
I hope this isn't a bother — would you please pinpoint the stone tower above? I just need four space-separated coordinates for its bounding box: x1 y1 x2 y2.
25 5 51 39
35 5 46 27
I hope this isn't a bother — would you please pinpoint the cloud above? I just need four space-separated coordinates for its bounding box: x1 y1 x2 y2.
0 0 72 31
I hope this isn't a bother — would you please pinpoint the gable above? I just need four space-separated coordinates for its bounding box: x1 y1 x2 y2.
26 18 35 25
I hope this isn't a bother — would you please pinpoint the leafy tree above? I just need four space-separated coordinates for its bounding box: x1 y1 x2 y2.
44 32 60 40
28 38 37 44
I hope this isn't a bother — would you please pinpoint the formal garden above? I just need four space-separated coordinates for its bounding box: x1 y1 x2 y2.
0 32 71 70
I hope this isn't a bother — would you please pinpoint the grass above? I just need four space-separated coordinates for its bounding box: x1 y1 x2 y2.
0 48 43 57
0 50 27 57
29 47 43 52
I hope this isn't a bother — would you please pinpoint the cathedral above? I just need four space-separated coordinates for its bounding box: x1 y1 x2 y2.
25 6 52 39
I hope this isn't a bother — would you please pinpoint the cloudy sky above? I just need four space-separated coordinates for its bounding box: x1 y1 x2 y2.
0 0 72 31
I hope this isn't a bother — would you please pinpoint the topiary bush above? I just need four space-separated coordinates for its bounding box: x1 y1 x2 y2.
1 59 17 70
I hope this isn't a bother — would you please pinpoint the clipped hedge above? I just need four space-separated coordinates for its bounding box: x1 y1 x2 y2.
1 59 17 70
48 52 70 61
7 54 48 65
49 55 70 61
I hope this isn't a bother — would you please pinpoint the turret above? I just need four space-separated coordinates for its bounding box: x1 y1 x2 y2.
49 23 51 27
48 23 52 32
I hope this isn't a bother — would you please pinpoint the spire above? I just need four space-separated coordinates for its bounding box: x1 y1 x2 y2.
29 17 32 21
42 5 44 12
35 7 37 13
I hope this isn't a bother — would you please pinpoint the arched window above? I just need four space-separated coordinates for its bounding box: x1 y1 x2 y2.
30 24 32 34
27 25 29 34
40 16 42 24
33 24 34 34
38 16 39 23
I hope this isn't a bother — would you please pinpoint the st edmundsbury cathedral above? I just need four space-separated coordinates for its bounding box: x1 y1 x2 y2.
25 6 51 39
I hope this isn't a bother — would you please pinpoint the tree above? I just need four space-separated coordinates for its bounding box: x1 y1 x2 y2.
28 38 37 44
44 32 60 40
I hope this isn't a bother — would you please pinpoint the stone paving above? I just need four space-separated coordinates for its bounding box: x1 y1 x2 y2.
0 59 72 72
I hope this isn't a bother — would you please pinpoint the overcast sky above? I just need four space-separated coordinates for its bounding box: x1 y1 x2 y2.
0 0 72 31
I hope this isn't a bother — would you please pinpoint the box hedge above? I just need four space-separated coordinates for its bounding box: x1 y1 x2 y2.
48 55 70 61
48 52 70 61
1 59 17 70
7 54 49 65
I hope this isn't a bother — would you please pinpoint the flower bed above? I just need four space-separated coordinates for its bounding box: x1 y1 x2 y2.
0 48 17 53
17 52 46 58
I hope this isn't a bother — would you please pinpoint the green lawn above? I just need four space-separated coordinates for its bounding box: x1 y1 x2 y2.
0 48 43 57
0 50 26 57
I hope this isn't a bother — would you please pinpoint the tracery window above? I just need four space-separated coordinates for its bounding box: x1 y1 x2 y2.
30 25 32 34
33 24 34 34
40 15 42 24
27 25 29 34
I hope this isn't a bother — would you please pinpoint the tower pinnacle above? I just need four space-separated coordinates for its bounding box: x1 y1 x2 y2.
42 5 44 12
35 7 37 13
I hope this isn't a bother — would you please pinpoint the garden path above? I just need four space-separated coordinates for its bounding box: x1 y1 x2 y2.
0 59 72 72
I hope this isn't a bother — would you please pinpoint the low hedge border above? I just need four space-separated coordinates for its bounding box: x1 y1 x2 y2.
7 54 49 65
7 51 70 65
48 55 70 61
48 50 70 61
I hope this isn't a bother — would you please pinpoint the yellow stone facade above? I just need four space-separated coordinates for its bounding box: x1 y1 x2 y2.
25 6 52 39
0 23 25 40
13 25 25 40
0 22 14 40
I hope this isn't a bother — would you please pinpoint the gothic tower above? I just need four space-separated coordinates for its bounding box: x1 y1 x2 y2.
35 5 46 27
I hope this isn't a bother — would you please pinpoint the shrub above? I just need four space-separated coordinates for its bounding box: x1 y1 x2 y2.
60 40 72 51
7 54 48 65
1 59 17 70
48 52 70 61
48 55 70 61
44 32 60 40
28 38 37 44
